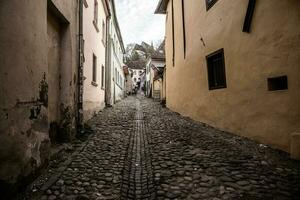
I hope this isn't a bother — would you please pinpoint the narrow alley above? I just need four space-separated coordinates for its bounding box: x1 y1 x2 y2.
20 96 300 200
1 0 300 199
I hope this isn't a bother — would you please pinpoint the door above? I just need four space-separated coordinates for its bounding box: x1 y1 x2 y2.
47 13 61 142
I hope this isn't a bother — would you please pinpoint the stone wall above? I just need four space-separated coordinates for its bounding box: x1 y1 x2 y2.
0 0 78 196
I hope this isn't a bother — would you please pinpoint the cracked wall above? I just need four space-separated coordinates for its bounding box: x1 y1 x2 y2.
0 0 79 196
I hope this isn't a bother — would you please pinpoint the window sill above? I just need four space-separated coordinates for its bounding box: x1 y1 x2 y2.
209 85 227 90
93 21 99 32
91 81 98 87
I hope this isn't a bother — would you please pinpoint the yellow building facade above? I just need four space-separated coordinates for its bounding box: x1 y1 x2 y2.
156 0 300 153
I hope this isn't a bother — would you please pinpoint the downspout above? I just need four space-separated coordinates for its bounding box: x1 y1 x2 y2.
77 0 84 133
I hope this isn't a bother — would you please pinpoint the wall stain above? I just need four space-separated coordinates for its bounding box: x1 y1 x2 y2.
58 104 73 142
29 106 41 120
39 73 48 107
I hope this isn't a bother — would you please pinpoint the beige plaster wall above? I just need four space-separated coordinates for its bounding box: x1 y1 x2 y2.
125 74 133 94
0 0 78 194
49 0 79 141
162 68 167 100
165 0 300 152
83 0 107 121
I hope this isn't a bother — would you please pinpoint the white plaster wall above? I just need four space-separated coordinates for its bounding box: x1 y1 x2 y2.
83 0 107 121
110 14 125 103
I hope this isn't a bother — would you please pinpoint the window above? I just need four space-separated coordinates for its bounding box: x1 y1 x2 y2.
181 0 186 58
102 20 106 43
92 54 97 83
206 0 219 11
268 76 288 91
93 0 99 31
101 65 105 88
206 49 226 90
171 0 175 66
83 0 88 8
243 0 256 33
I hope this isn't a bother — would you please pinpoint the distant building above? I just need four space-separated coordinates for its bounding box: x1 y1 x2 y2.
155 0 300 154
131 68 145 90
145 56 166 97
124 66 133 95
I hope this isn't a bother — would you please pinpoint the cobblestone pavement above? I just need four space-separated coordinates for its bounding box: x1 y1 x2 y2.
21 96 300 200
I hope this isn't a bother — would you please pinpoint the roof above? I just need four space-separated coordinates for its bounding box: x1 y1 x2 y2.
111 0 125 53
126 60 146 70
155 0 169 14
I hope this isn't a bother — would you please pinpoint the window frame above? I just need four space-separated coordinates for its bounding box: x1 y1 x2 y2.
102 20 106 45
93 0 99 32
101 65 105 89
92 54 98 86
206 48 227 90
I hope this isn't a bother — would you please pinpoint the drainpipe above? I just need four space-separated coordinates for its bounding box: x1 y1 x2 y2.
77 0 84 133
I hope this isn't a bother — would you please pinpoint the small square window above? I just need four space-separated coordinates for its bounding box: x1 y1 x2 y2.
206 49 227 90
206 0 219 11
268 76 288 91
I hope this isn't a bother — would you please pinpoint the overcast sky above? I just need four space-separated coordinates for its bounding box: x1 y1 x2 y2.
115 0 165 47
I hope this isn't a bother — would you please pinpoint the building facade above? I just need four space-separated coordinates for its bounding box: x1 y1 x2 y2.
105 0 126 105
145 57 165 97
124 66 134 95
156 0 300 153
82 0 109 120
131 68 145 91
0 0 79 195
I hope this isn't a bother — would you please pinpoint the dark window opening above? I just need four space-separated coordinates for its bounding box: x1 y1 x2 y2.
94 0 98 25
206 0 219 11
92 54 97 83
268 76 288 91
171 0 175 66
243 0 256 33
206 49 227 90
181 0 186 58
101 65 105 88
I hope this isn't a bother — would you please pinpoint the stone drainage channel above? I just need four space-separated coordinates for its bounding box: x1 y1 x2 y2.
120 100 156 200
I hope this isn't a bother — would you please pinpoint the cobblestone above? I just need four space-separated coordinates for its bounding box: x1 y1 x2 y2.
20 96 300 200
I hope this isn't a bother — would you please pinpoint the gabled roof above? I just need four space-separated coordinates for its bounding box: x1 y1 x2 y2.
155 0 169 14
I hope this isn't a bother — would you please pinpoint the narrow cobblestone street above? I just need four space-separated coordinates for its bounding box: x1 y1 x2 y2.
21 96 300 200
